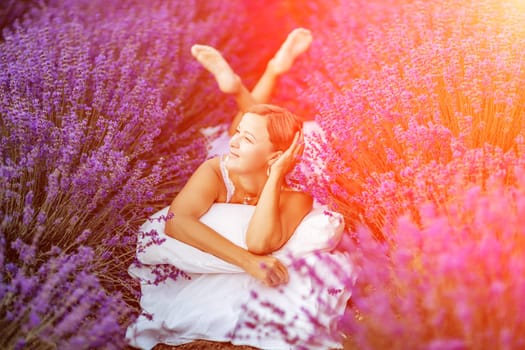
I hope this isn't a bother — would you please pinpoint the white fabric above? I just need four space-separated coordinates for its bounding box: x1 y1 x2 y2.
204 124 231 158
219 155 234 203
134 203 344 273
126 204 356 349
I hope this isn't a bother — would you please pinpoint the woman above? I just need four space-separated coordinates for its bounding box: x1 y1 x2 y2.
127 29 354 350
166 104 312 287
166 28 314 288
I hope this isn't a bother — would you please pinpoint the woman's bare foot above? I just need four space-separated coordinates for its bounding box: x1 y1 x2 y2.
191 44 241 94
269 28 313 75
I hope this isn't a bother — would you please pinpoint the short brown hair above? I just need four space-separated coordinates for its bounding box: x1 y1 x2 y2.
245 104 302 151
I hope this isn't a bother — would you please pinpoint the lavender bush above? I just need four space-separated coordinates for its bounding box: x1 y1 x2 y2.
341 171 525 349
0 0 42 35
279 0 525 347
295 0 525 234
5 0 525 347
0 0 253 347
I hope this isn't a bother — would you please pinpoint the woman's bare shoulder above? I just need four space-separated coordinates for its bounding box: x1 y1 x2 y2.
281 188 313 208
169 156 226 216
175 156 223 196
201 156 229 202
199 156 221 175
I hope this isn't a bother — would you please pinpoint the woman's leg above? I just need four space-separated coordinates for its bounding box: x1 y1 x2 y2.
228 28 313 134
191 28 312 135
250 28 313 104
191 45 257 135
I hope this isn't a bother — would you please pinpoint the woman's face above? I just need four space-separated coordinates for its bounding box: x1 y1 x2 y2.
227 112 276 174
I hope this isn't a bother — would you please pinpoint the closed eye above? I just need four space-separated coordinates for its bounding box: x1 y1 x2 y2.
236 128 255 143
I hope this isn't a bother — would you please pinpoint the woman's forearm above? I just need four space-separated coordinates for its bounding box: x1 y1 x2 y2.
165 213 254 270
245 172 284 254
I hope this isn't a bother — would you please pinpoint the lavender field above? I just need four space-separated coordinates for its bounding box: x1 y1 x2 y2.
2 0 525 349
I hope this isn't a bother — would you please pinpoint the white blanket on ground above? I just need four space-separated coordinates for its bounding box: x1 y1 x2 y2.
126 204 356 350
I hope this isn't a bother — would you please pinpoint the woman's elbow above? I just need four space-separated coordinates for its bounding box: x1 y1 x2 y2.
164 222 175 238
164 212 181 238
247 243 269 255
246 237 279 255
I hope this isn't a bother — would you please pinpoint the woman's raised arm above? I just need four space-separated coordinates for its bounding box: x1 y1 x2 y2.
245 131 313 255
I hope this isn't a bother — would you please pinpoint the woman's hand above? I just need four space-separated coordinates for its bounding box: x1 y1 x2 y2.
269 130 304 178
244 254 289 287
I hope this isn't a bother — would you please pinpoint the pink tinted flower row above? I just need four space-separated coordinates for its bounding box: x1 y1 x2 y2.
275 0 525 347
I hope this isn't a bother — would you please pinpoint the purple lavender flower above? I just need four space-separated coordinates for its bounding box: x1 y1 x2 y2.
1 0 258 347
247 0 525 348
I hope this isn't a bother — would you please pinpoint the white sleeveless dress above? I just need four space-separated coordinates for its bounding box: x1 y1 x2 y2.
126 125 356 350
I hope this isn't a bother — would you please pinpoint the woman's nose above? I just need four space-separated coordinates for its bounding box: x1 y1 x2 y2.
229 134 240 148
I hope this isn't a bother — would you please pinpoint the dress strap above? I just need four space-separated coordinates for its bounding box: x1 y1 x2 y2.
219 155 235 203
